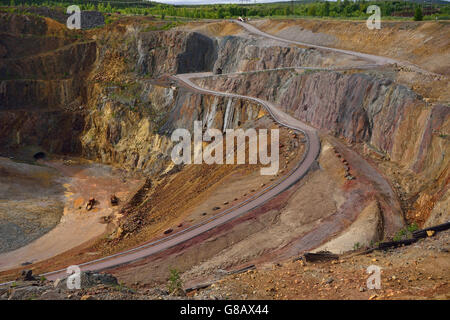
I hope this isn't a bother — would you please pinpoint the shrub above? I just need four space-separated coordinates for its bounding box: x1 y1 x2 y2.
414 6 423 21
167 268 183 294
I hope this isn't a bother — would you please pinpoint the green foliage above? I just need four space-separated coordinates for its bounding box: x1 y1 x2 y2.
407 223 419 233
393 223 419 241
414 5 423 21
167 268 183 294
353 242 361 250
323 1 330 17
1 0 449 21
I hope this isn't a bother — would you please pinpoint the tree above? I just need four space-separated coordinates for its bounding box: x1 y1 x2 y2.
218 7 225 19
307 5 317 16
414 6 423 21
324 1 330 17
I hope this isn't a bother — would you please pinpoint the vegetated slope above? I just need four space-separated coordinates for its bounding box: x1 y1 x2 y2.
251 19 450 75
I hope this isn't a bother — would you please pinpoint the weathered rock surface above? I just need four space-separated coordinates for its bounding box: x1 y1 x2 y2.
197 70 449 225
55 271 118 289
136 30 216 77
313 200 383 254
212 35 365 74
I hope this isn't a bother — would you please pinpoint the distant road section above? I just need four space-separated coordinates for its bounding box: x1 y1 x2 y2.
234 20 397 65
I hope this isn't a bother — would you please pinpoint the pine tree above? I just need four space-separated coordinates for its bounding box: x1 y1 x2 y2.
324 1 330 17
414 6 423 21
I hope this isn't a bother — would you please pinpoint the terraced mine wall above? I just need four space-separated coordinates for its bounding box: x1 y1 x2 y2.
0 14 261 174
0 14 447 226
197 70 449 226
212 35 366 74
81 84 265 174
197 70 448 179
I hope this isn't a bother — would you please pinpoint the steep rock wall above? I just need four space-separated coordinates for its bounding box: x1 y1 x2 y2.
0 109 84 155
197 70 448 176
131 29 216 77
81 82 265 174
197 70 449 225
212 35 366 74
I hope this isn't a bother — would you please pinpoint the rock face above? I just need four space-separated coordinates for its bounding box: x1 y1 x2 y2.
197 69 449 225
56 271 118 289
198 70 448 176
0 109 85 155
79 11 105 30
81 82 265 174
135 30 216 77
212 35 365 74
0 12 447 227
0 13 95 155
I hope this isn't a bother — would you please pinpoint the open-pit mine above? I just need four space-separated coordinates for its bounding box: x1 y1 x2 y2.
0 8 448 301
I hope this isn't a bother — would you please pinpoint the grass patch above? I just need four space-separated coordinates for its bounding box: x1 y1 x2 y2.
167 268 183 294
393 223 419 241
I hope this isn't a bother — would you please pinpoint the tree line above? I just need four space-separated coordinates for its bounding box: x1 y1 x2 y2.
2 0 449 20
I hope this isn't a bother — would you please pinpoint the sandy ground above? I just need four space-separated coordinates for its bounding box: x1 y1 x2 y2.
0 158 143 271
190 229 450 300
0 123 305 282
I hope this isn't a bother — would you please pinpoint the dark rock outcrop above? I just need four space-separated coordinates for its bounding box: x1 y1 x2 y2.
136 31 216 77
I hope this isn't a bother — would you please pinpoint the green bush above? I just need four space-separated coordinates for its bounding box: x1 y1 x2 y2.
167 268 183 294
414 6 423 21
393 223 419 241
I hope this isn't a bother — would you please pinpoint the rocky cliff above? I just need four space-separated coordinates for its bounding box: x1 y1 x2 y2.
1 13 447 227
212 35 366 74
197 69 449 225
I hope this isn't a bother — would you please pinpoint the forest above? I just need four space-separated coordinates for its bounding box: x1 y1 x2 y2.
1 0 449 20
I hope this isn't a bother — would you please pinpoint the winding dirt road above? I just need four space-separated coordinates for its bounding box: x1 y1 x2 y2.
235 21 437 75
39 72 321 281
234 20 397 65
1 21 402 283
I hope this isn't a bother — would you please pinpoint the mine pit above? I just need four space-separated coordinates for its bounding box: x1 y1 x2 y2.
0 9 448 301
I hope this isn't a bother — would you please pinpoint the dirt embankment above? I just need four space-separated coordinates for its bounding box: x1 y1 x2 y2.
1 231 448 300
191 229 450 300
251 19 450 76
